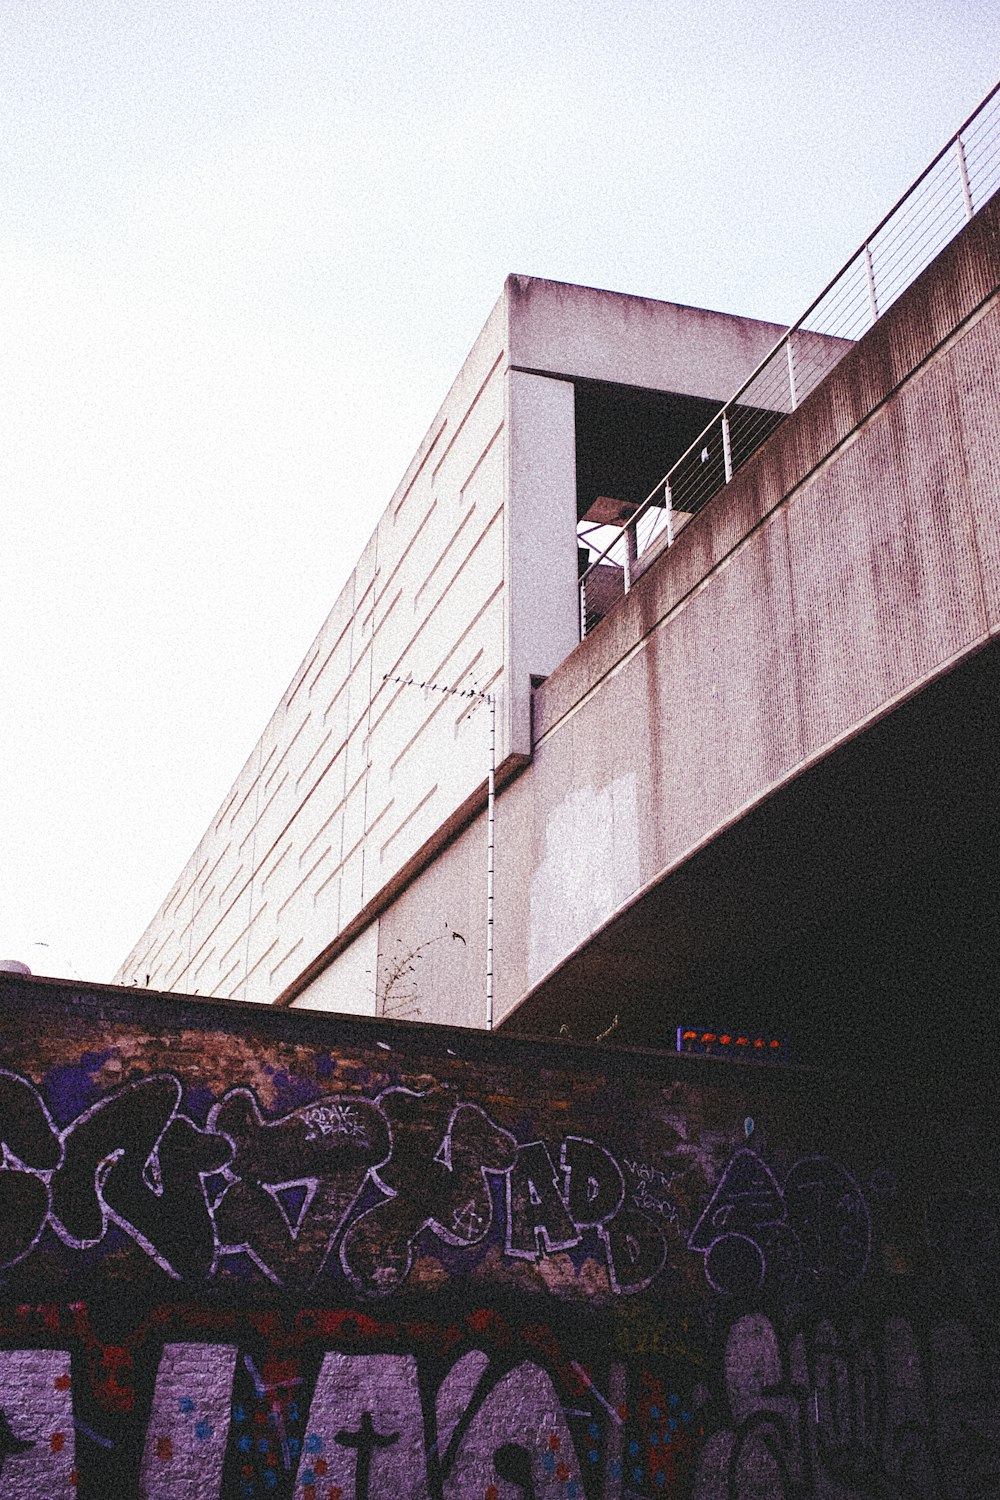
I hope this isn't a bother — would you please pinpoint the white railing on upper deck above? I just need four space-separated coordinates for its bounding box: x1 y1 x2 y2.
578 78 1000 638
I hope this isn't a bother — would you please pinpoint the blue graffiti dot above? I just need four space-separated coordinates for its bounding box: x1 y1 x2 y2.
669 1393 679 1407
609 1460 622 1480
301 1469 316 1485
178 1396 196 1414
263 1473 277 1492
305 1434 322 1454
588 1422 600 1440
628 1440 639 1457
257 1438 270 1454
664 1432 673 1444
633 1466 644 1483
567 1484 578 1499
682 1410 692 1423
744 1116 754 1137
650 1432 659 1445
588 1448 599 1463
238 1435 252 1453
287 1402 299 1422
650 1405 660 1419
656 1471 666 1488
195 1420 213 1441
239 1483 253 1499
668 1417 677 1430
543 1452 556 1473
233 1404 247 1425
288 1438 300 1458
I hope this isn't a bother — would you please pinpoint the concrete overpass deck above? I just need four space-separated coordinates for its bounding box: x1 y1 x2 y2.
363 193 1000 1073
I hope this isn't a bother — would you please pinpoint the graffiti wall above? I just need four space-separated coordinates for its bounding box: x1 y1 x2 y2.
0 974 995 1500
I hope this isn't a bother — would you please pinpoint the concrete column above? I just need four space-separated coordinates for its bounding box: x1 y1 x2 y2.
504 370 578 758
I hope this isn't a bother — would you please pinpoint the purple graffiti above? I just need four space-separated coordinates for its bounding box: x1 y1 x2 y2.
692 1312 1000 1500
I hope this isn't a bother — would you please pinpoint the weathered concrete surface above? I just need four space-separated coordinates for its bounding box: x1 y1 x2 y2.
505 273 831 406
367 196 1000 1038
117 276 797 1010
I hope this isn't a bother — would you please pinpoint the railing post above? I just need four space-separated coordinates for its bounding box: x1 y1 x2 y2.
579 576 587 640
623 522 637 592
955 135 975 221
786 334 798 411
721 411 733 484
664 478 674 547
864 242 879 324
601 81 997 568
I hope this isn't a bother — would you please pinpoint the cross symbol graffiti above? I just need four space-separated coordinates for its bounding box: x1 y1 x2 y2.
335 1410 400 1499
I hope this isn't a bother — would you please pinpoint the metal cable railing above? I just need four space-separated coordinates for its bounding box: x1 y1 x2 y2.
578 78 1000 638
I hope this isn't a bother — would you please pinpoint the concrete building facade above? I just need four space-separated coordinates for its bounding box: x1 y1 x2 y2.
118 158 1000 1076
116 279 807 1014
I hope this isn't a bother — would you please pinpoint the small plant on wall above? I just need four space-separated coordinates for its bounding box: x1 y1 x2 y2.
375 923 466 1020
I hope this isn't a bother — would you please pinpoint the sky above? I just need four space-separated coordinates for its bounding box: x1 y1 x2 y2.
1 0 997 983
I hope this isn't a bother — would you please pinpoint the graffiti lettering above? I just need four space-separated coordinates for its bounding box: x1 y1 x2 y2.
139 1343 238 1498
506 1140 581 1259
341 1090 517 1292
600 1206 668 1294
688 1150 871 1302
0 1071 62 1267
0 1069 690 1298
561 1136 624 1228
209 1088 389 1288
441 1360 585 1499
0 1350 75 1499
299 1354 425 1498
300 1100 372 1142
52 1075 231 1279
0 1342 600 1500
692 1312 1000 1500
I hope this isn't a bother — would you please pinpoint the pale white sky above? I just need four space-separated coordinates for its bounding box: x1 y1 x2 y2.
1 0 996 982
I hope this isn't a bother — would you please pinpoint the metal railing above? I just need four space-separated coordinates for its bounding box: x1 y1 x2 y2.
578 78 1000 637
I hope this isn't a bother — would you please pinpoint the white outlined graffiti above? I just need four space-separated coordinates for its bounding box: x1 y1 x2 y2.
207 1088 390 1289
50 1074 231 1280
0 1069 874 1308
688 1149 871 1302
0 1070 64 1270
505 1140 582 1260
340 1089 518 1293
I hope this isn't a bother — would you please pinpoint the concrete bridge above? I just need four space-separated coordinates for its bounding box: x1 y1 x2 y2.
365 196 1000 1074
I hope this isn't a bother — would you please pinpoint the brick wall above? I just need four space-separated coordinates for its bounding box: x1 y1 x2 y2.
0 971 996 1498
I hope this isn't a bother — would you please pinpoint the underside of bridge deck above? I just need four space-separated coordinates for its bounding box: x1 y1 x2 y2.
502 635 1000 1080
